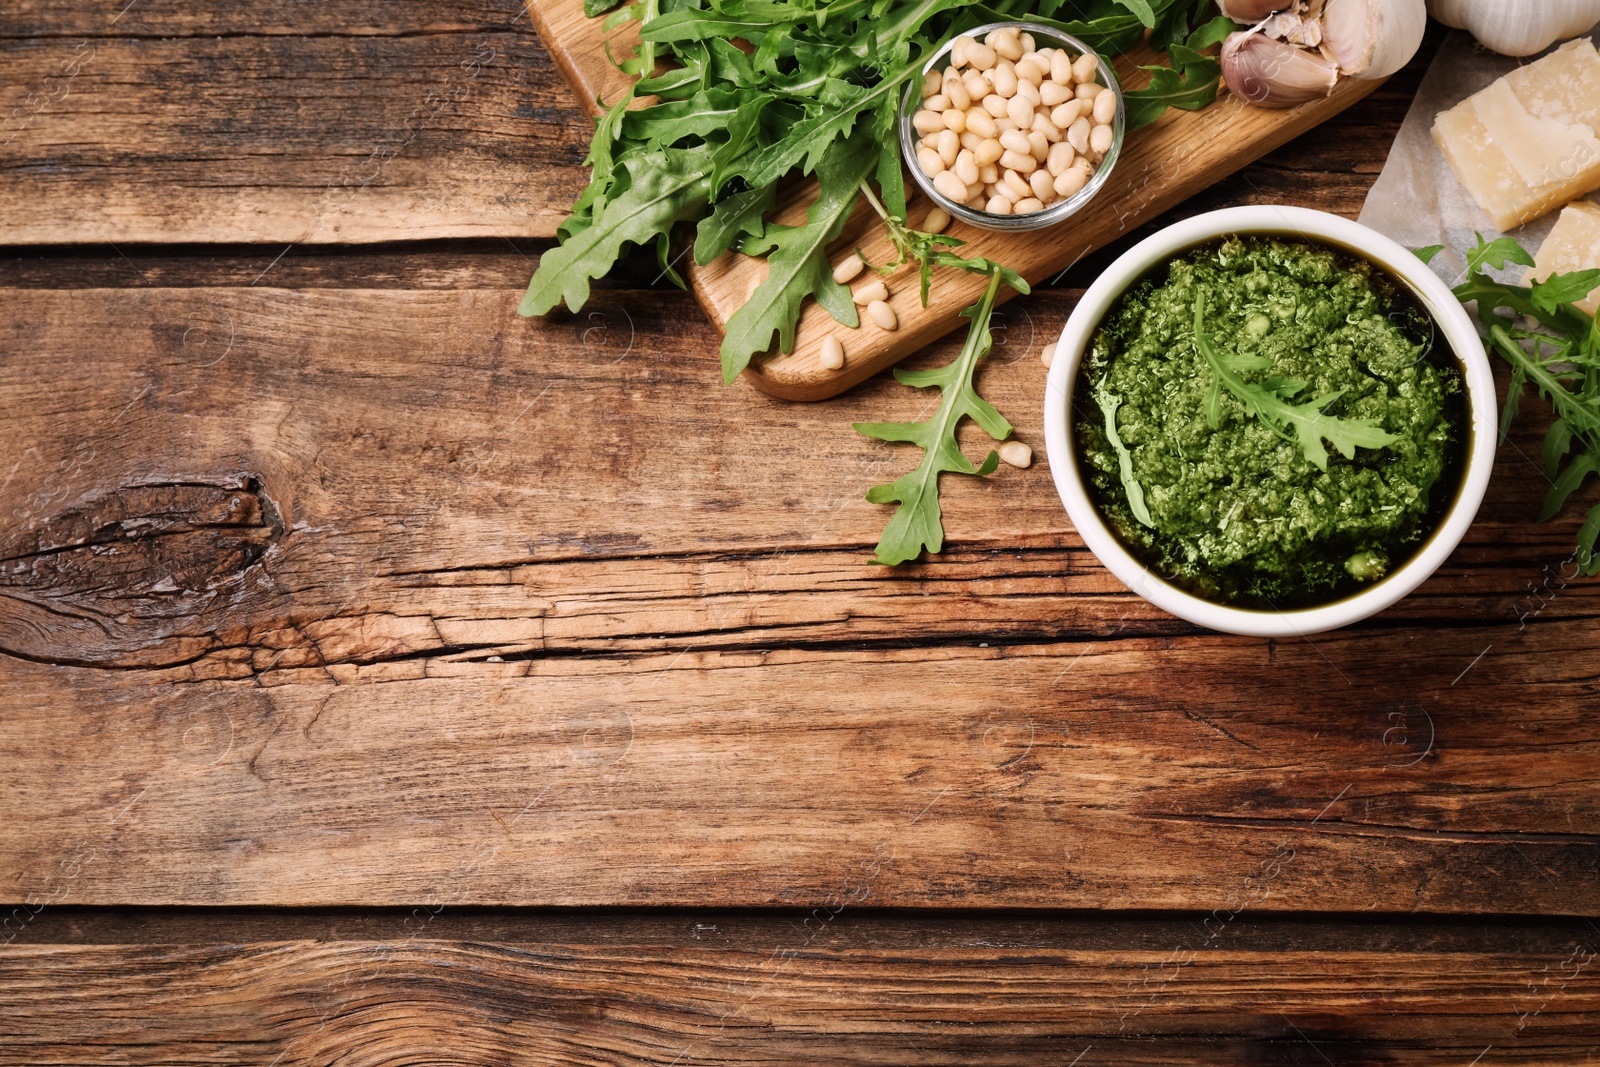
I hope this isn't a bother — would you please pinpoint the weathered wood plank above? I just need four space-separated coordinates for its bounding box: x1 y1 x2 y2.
0 1 531 36
0 27 586 244
2 621 1598 911
1 286 1595 911
3 915 1599 1065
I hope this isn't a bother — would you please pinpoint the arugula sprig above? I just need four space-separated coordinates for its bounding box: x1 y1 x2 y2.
1194 294 1398 470
1442 233 1600 573
854 182 1030 306
854 268 1021 565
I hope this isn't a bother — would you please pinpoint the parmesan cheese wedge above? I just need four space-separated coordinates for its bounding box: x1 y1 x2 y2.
1432 39 1600 231
1531 200 1600 317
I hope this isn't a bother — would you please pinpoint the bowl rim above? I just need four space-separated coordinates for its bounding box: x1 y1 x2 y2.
1041 205 1498 637
899 20 1125 233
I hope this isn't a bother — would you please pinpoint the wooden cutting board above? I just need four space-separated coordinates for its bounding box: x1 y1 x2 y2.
528 0 1383 400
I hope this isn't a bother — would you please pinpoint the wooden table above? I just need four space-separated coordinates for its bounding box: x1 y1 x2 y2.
2 6 1597 1063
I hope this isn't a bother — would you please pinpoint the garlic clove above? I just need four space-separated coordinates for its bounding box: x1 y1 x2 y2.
1320 0 1426 80
1221 31 1340 107
1427 0 1600 58
1217 0 1288 20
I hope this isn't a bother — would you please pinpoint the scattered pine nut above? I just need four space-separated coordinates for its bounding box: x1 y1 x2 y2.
866 299 898 331
832 254 865 284
820 335 845 370
1040 342 1057 367
853 279 888 305
999 440 1033 468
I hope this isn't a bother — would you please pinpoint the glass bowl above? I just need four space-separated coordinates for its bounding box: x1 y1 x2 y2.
898 21 1125 233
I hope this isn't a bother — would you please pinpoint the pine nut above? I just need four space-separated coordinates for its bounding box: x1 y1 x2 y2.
820 335 845 370
925 93 951 112
1006 95 1033 127
999 149 1037 174
1013 196 1045 214
853 279 887 304
1090 122 1114 156
1047 140 1075 175
967 42 997 70
944 74 971 111
952 35 974 66
936 127 959 166
983 93 1009 118
1067 116 1091 154
1093 85 1117 124
1072 51 1099 83
984 194 1013 215
913 109 945 135
1028 130 1049 160
922 69 942 98
832 254 864 285
964 108 997 138
1054 159 1090 198
1029 167 1054 201
959 130 984 152
923 206 950 234
1015 78 1041 107
1020 32 1036 54
1040 343 1057 367
933 169 969 202
993 60 1019 98
974 137 1003 165
1053 164 1087 199
999 129 1031 155
943 108 966 133
1040 80 1072 106
1076 80 1100 101
1051 100 1083 129
977 162 998 184
866 299 898 330
954 149 979 185
1015 57 1045 86
1002 169 1032 200
989 28 1023 61
1050 50 1074 84
917 146 944 177
999 440 1033 468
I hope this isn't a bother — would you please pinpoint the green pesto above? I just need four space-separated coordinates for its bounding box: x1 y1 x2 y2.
1075 236 1467 609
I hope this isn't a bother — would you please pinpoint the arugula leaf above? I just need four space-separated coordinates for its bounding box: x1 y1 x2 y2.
1414 245 1444 265
854 269 1015 565
718 131 878 382
1123 40 1224 129
1096 388 1154 527
1194 294 1398 470
1531 269 1600 316
585 0 625 17
1445 232 1600 574
1466 232 1537 275
522 147 714 316
693 183 776 265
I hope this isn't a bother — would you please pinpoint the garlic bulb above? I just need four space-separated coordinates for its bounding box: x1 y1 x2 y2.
1320 0 1427 79
1427 0 1600 57
1221 31 1340 107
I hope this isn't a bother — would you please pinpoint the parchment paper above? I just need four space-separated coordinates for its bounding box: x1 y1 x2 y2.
1357 28 1600 286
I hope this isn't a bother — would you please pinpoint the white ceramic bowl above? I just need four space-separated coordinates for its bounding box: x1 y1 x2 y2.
1042 206 1497 637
